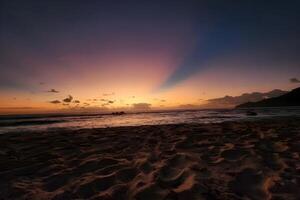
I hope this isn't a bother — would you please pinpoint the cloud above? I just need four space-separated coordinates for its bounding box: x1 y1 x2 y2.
132 103 151 110
73 100 80 103
290 78 300 83
87 99 98 101
154 98 166 102
100 99 114 104
47 89 59 93
103 92 115 96
101 100 114 106
63 95 73 103
178 104 198 109
49 100 61 104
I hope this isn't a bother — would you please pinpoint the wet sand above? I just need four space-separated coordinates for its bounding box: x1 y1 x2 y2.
0 117 300 200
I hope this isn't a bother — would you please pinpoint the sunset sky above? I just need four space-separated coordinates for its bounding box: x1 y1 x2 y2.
1 0 300 114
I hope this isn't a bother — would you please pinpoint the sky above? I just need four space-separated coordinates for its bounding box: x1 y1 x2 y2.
1 0 300 114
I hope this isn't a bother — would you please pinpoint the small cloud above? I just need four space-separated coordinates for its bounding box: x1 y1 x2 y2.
178 104 198 109
39 82 45 85
73 100 80 103
132 103 151 110
50 100 61 104
290 78 300 83
83 103 90 106
103 92 115 96
47 89 59 93
99 99 114 104
154 98 166 102
63 103 69 106
63 95 73 103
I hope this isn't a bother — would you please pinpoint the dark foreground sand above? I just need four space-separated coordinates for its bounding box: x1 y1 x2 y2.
0 117 300 200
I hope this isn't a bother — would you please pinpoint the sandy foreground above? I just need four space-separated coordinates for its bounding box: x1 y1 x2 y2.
0 117 300 200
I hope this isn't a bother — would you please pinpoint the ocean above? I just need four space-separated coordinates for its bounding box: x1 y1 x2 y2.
1 107 300 134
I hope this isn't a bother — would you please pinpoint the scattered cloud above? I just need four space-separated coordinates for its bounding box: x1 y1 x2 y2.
290 78 300 83
87 98 98 101
154 98 166 102
47 89 59 93
132 103 151 110
49 100 61 104
73 100 80 103
100 99 114 104
63 95 73 103
103 92 115 96
178 104 198 109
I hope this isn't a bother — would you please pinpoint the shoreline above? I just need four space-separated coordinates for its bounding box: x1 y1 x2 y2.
1 115 300 135
1 117 300 199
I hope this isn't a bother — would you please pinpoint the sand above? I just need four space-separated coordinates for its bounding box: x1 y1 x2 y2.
0 117 300 200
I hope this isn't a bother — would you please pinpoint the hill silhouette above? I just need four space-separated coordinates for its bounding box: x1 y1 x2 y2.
236 87 300 108
205 89 287 108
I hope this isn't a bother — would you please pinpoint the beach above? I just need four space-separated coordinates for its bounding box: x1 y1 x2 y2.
1 117 299 200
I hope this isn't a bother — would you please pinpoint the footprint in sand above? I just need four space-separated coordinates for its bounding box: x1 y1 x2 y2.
228 168 268 200
221 148 248 161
